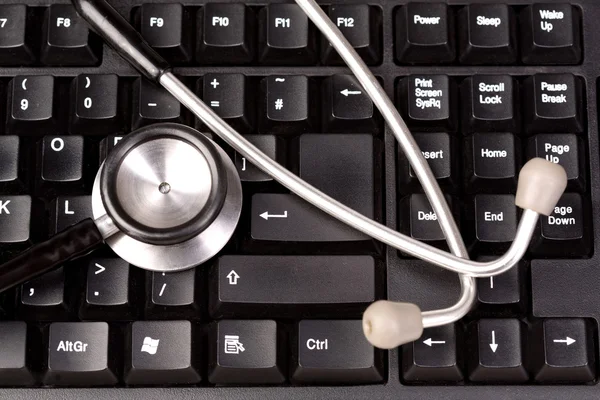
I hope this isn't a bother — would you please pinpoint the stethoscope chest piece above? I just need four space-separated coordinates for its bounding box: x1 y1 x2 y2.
92 123 242 272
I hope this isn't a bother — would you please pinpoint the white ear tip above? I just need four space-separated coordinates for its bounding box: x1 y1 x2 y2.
515 158 567 216
362 300 423 349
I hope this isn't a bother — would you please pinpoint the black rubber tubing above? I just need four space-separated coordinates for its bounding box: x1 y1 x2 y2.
0 219 104 293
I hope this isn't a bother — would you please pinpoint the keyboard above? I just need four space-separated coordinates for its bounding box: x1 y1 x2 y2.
0 0 597 398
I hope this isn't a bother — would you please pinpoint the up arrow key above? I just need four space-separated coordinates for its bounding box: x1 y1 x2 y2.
226 270 240 285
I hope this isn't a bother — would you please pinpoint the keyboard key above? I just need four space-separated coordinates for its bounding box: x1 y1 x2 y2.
291 320 383 384
258 4 317 65
461 75 518 133
7 76 55 134
458 4 517 65
201 73 253 133
398 132 457 193
146 269 200 320
259 76 315 134
0 322 35 386
80 258 138 320
530 193 590 257
398 194 454 250
137 3 192 64
99 135 124 162
464 133 520 193
234 135 281 182
397 75 457 131
20 267 68 321
125 320 201 385
251 193 370 242
0 195 31 243
0 136 20 184
476 258 521 307
43 322 118 386
210 255 376 318
469 195 517 254
209 320 285 384
132 78 181 129
71 74 121 134
523 73 583 134
468 319 528 382
197 4 255 64
0 5 35 66
520 4 582 65
322 5 381 65
40 136 84 183
530 319 595 383
50 196 93 234
395 3 454 64
528 134 585 191
322 74 378 133
402 324 463 382
40 5 100 66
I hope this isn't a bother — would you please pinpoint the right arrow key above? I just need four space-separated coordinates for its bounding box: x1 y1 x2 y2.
530 318 596 383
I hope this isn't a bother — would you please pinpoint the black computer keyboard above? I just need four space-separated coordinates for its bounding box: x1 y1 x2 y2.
0 0 597 398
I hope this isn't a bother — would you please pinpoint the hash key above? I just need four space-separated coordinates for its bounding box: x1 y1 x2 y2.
523 74 583 134
8 76 55 134
259 76 315 134
530 319 595 383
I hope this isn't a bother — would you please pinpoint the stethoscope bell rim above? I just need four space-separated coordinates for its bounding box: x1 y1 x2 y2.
91 123 243 272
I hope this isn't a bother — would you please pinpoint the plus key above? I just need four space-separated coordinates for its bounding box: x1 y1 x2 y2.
200 74 253 133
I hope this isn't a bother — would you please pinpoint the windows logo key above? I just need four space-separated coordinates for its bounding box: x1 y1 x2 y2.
140 336 160 355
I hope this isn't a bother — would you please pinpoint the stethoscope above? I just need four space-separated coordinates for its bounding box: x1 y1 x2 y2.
0 0 568 350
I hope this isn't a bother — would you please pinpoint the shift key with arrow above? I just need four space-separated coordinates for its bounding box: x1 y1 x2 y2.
323 74 380 133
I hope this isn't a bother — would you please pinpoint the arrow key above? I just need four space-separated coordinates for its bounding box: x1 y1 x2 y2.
323 75 379 133
530 318 595 383
468 319 528 382
402 324 463 382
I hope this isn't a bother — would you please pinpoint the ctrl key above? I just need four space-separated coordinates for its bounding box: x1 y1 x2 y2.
291 320 384 384
43 322 119 386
